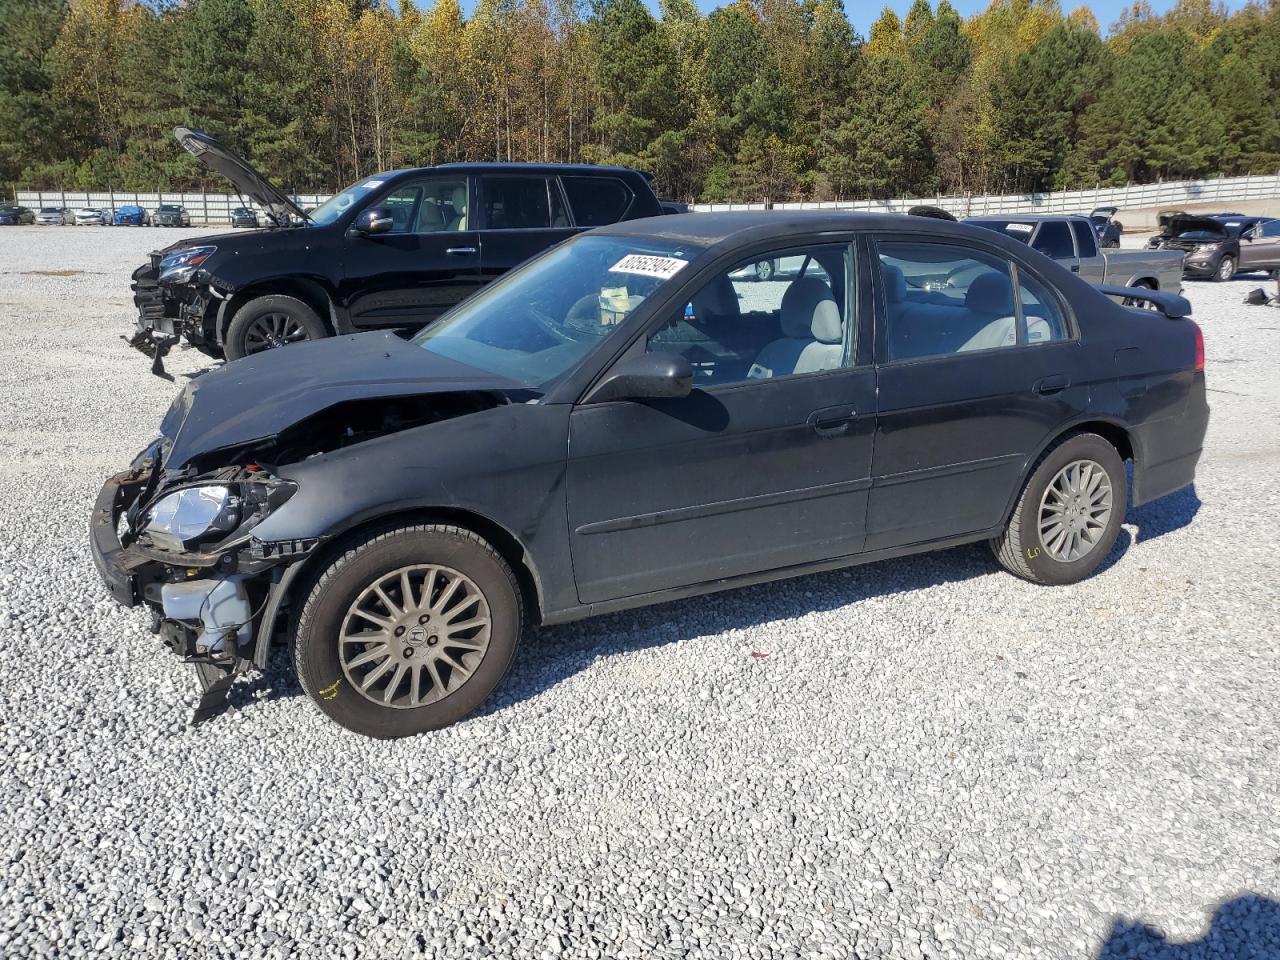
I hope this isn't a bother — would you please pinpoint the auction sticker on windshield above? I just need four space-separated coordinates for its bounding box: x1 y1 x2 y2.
609 254 688 280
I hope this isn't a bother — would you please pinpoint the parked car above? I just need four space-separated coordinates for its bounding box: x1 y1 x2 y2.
153 204 191 228
34 206 73 225
231 207 259 228
127 127 667 373
92 211 1209 736
1146 213 1280 281
114 205 151 226
965 215 1183 302
1088 206 1123 248
74 207 109 226
0 204 35 225
729 252 830 282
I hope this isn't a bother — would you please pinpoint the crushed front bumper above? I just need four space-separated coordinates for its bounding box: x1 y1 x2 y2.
128 258 220 377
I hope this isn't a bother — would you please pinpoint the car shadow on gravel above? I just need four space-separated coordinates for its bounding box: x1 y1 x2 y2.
1097 894 1280 958
224 484 1203 721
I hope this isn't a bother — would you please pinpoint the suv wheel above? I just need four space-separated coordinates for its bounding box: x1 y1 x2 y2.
991 433 1127 586
225 294 329 360
294 525 523 738
1214 255 1236 282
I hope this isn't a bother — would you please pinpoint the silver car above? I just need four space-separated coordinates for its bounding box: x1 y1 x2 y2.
34 207 73 225
74 208 109 226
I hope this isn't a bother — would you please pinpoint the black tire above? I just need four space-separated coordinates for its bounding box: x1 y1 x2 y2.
1213 255 1236 282
224 294 328 360
990 432 1127 586
294 525 523 738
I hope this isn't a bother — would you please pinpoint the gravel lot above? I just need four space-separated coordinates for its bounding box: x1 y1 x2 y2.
1 225 1277 960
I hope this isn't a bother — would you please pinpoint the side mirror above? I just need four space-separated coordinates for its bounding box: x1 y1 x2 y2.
583 352 693 404
353 207 395 236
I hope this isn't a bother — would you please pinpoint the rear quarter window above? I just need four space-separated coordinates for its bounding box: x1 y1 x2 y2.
561 176 633 226
1071 220 1097 257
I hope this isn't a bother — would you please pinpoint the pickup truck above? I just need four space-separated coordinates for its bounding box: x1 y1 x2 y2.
964 215 1183 299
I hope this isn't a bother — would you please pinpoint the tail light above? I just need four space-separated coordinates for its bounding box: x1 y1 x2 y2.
1192 321 1204 372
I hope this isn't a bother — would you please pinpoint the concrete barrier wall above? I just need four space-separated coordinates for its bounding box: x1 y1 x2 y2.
15 172 1280 226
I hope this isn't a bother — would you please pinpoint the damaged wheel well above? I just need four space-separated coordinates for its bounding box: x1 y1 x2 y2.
280 508 545 639
219 278 338 345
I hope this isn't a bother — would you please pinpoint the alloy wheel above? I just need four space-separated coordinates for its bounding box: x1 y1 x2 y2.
1037 459 1114 562
243 312 309 353
339 564 492 709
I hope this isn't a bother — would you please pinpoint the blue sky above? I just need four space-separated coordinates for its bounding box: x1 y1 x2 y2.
442 0 1248 39
837 0 1241 35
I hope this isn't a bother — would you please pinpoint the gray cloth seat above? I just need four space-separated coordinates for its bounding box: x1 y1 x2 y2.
416 201 445 233
445 185 467 231
886 269 1016 359
750 277 844 378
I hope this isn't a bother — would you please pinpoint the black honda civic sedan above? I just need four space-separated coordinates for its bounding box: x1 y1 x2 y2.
91 212 1209 737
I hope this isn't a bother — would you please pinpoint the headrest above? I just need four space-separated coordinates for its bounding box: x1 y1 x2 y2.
965 271 1013 315
691 275 740 320
782 277 842 343
450 184 467 210
882 263 907 302
418 202 444 230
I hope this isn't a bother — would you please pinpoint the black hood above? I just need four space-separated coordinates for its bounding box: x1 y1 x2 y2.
161 332 523 470
175 126 309 226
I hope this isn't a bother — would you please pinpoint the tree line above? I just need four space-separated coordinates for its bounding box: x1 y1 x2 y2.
1 0 1278 202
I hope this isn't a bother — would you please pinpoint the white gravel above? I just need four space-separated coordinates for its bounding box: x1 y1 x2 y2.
1 225 1278 960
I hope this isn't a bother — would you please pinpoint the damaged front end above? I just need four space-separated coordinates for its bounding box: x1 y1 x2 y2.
128 247 227 379
91 338 521 725
91 440 310 724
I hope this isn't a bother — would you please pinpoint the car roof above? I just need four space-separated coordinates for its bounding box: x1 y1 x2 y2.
965 214 1087 222
594 210 1011 250
377 162 643 178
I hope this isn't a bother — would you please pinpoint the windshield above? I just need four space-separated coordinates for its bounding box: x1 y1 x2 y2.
308 175 396 226
413 234 699 389
967 219 1036 243
159 205 180 212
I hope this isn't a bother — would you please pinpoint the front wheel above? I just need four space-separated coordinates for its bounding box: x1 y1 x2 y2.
1214 255 1236 282
991 433 1127 586
225 294 328 360
294 525 523 738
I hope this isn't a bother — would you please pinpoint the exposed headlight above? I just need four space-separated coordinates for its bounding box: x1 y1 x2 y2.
142 479 295 553
158 245 217 282
1195 243 1222 253
144 485 241 552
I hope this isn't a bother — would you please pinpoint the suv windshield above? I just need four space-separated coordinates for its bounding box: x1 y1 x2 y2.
309 175 395 226
413 234 697 388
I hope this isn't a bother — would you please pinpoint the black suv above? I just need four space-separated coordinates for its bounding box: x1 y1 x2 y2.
129 128 667 375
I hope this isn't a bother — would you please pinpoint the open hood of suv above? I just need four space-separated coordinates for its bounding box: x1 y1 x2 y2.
1164 215 1228 237
175 126 309 226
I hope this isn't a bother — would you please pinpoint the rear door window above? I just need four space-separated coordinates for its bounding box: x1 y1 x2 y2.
480 176 569 229
1032 221 1075 259
1071 220 1098 257
561 176 633 226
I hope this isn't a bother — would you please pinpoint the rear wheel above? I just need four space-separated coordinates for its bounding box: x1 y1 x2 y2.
294 525 523 738
991 433 1127 586
225 294 328 360
1214 255 1236 282
1122 281 1158 311
755 260 775 281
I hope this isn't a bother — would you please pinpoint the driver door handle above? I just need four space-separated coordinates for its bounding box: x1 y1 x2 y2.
446 247 477 256
808 405 858 437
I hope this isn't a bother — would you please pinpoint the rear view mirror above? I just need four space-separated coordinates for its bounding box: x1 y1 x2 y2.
353 207 395 236
583 352 693 404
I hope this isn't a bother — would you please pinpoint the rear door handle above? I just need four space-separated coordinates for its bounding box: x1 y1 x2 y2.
1034 374 1070 396
807 405 858 436
446 247 477 256
1070 264 1080 272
